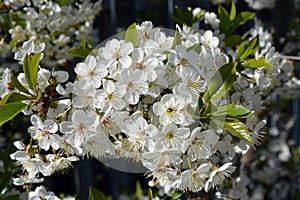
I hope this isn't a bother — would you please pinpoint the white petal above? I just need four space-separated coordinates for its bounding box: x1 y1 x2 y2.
152 102 164 115
120 42 133 55
35 42 46 53
104 80 115 93
86 55 97 70
107 39 120 51
59 121 74 134
119 56 132 68
13 141 25 150
30 115 43 129
44 120 58 133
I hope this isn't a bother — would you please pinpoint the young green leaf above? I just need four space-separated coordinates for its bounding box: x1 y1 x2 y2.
205 62 237 102
0 92 29 106
229 2 237 21
135 181 143 197
10 71 31 95
172 27 181 49
81 36 87 50
223 118 254 144
23 53 41 90
125 22 138 48
0 102 27 126
231 11 255 32
148 188 153 200
187 104 200 120
68 48 92 58
237 36 259 60
187 43 201 53
242 57 274 69
214 104 254 118
225 34 242 47
172 192 183 200
88 187 107 200
196 97 204 114
172 5 184 25
218 5 230 34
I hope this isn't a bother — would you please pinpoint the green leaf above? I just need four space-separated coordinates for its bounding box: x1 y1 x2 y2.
231 11 255 31
187 43 201 53
172 5 184 25
135 181 143 197
196 97 204 114
125 22 138 48
0 92 29 106
148 188 153 200
225 34 242 47
193 9 206 21
237 36 259 60
229 2 236 21
0 102 27 126
81 36 87 50
172 28 181 49
88 187 107 200
23 53 41 90
242 57 274 69
218 5 230 34
205 62 237 102
68 36 92 58
187 104 200 120
10 71 31 95
223 118 254 144
214 104 254 118
68 48 92 58
172 192 183 200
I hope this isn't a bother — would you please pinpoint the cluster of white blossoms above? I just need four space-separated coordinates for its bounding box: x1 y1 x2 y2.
4 19 281 198
0 0 102 65
0 1 298 199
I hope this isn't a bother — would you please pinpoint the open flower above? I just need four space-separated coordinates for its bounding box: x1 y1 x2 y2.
28 115 63 151
117 69 148 105
179 163 211 192
182 128 219 161
98 39 133 69
59 110 99 147
153 94 188 126
74 55 108 88
205 162 236 192
14 40 45 64
95 79 126 113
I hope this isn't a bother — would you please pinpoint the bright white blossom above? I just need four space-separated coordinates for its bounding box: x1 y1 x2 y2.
14 40 45 64
28 186 60 200
7 14 298 198
75 55 108 88
28 115 63 151
98 39 134 69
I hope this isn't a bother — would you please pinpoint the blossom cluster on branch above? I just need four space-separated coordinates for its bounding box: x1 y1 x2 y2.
0 1 300 200
0 0 102 66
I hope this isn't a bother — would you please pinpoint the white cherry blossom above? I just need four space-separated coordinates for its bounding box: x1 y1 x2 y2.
28 115 63 151
74 55 108 88
182 128 219 161
117 69 148 105
59 110 99 147
14 40 45 64
98 39 133 69
95 79 126 113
